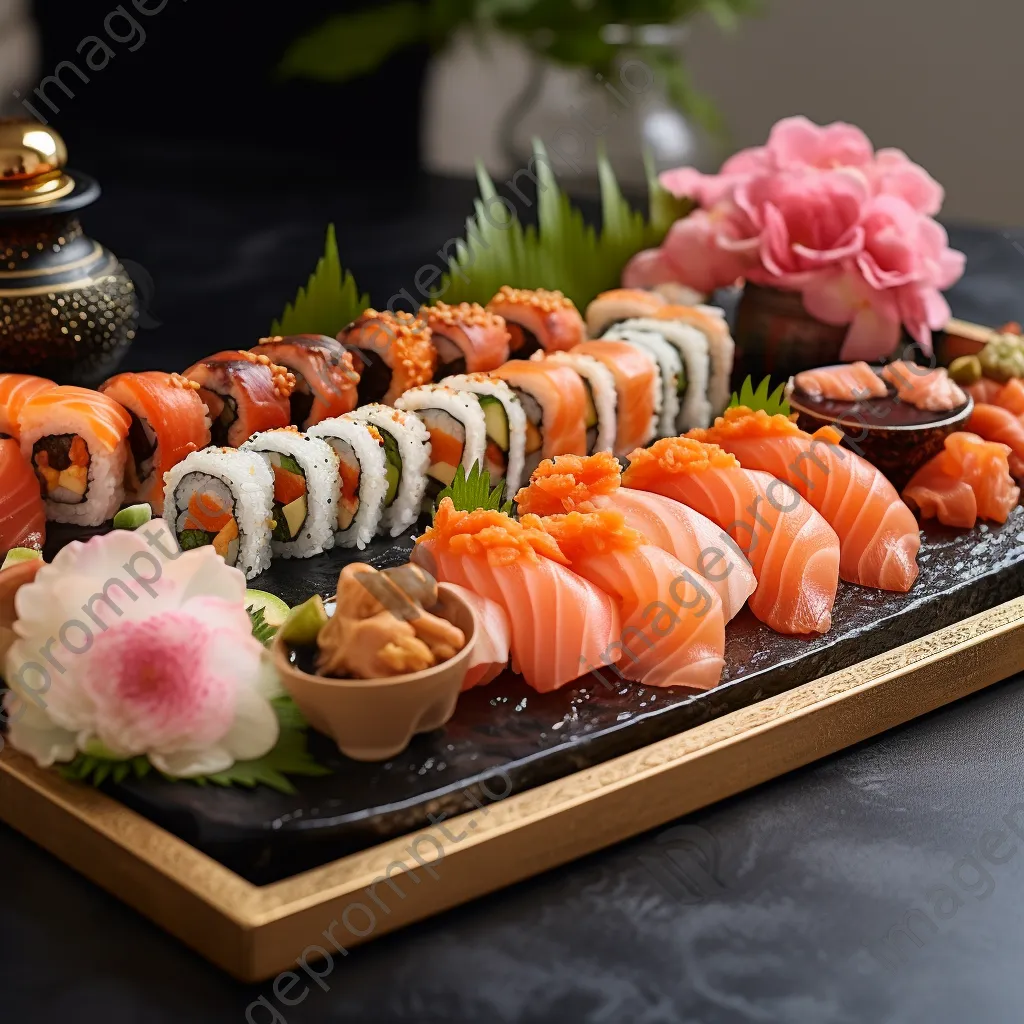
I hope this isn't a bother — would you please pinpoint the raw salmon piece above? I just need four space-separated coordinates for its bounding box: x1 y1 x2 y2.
967 403 1024 477
530 509 726 690
0 438 45 554
880 361 967 411
0 375 57 440
693 407 921 592
965 379 1002 405
903 431 1020 528
17 386 131 453
623 438 841 635
993 379 1024 416
435 583 511 690
793 362 888 400
492 360 588 460
416 501 621 692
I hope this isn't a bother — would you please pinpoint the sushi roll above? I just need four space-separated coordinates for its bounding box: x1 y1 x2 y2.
307 417 389 549
652 305 736 417
491 360 588 478
486 287 586 358
241 429 339 558
17 385 130 527
570 341 660 456
98 371 212 515
338 309 436 406
534 351 617 456
418 302 511 375
602 327 683 439
250 335 360 429
0 374 57 440
344 405 431 537
584 288 667 338
441 373 527 497
164 447 274 579
615 318 712 430
183 350 295 447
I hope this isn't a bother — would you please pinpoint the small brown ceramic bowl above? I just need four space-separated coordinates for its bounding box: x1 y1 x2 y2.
271 587 477 762
787 368 974 491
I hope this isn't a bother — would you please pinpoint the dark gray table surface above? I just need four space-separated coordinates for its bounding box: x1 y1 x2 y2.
2 168 1023 1024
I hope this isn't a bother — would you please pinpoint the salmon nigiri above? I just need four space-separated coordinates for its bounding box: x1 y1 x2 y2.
414 499 621 692
903 432 1020 529
516 452 756 622
965 378 1003 406
967 403 1024 477
527 509 726 690
692 407 921 592
0 374 57 440
0 438 45 553
623 438 841 635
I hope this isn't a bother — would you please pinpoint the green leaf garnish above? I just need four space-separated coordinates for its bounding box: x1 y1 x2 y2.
728 375 791 417
247 605 278 647
434 463 512 518
271 224 370 337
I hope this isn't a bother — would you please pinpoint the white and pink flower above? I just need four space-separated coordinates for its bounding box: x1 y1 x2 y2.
3 520 280 776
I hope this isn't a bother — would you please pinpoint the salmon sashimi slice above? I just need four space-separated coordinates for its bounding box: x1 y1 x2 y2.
99 371 212 513
692 407 921 593
793 362 888 401
623 438 841 635
492 360 588 460
965 379 1002 406
880 361 968 411
17 385 131 453
415 500 621 692
0 375 57 440
528 509 726 690
992 379 1024 416
435 583 512 690
0 438 45 553
903 431 1020 528
516 452 756 621
571 341 659 455
967 403 1024 477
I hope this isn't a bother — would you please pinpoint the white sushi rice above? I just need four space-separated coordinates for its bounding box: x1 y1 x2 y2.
242 430 339 559
307 417 388 549
542 351 617 455
441 374 527 497
20 415 126 527
163 447 274 579
602 327 681 438
345 404 430 537
618 317 713 430
395 384 487 475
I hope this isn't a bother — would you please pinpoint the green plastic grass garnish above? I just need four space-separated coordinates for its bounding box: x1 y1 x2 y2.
271 223 370 337
247 605 278 647
728 375 791 417
434 463 512 518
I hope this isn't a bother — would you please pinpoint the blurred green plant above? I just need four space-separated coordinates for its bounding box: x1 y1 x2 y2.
279 0 758 131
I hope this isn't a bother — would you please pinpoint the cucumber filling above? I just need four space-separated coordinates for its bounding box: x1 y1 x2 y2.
379 429 403 507
266 451 309 543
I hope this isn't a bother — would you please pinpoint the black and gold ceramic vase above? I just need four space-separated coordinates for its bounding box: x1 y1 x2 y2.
0 118 137 386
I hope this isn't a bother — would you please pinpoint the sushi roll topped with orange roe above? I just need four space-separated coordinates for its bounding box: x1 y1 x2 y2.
419 302 510 376
338 309 436 406
486 286 586 358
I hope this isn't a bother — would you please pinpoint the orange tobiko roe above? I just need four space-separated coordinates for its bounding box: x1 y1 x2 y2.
689 406 844 447
419 498 568 567
522 508 643 562
514 452 621 515
622 437 739 486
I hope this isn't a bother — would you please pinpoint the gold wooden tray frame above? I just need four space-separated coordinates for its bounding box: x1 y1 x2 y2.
3 595 1023 982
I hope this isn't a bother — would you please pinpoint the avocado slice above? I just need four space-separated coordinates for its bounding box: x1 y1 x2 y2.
277 452 303 475
479 396 510 450
282 495 307 537
676 367 688 397
380 430 402 506
428 462 458 486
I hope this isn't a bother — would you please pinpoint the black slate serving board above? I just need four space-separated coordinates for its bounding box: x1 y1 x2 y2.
33 509 1021 885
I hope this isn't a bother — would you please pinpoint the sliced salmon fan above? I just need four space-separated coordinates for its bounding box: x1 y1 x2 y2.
413 500 622 693
691 407 921 593
515 452 756 622
526 509 726 690
622 438 841 636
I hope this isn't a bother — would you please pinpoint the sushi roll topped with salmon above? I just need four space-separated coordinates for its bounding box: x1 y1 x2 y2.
251 335 360 429
486 287 586 358
584 288 667 338
338 309 436 406
0 374 57 440
419 302 510 376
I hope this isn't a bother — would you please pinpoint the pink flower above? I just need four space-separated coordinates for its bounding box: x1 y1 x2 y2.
869 148 944 216
765 116 874 171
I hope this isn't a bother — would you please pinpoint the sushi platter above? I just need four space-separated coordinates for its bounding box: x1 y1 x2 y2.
4 115 1024 981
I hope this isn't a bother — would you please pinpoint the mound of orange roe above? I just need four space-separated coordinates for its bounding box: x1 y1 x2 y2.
623 438 739 485
514 452 621 515
689 406 844 447
418 498 568 567
523 508 643 562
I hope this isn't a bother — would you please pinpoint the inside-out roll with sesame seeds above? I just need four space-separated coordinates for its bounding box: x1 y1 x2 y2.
533 350 617 456
338 309 437 406
485 287 586 358
395 384 487 497
241 428 339 558
183 350 295 447
98 371 212 515
418 301 511 375
602 326 684 438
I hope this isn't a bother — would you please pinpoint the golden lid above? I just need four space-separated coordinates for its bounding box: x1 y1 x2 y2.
0 119 75 206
